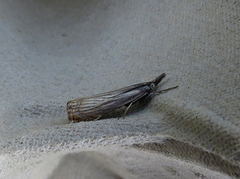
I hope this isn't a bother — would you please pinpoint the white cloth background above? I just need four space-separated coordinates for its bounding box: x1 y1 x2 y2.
0 0 239 178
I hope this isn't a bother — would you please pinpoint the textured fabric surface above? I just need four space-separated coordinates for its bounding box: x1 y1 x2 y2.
0 0 239 178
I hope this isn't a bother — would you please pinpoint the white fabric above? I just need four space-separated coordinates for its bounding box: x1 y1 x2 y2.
0 0 239 178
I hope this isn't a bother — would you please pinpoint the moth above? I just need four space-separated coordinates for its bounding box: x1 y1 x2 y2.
67 73 178 122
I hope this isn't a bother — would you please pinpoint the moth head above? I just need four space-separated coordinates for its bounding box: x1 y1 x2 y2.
150 82 156 91
150 73 166 92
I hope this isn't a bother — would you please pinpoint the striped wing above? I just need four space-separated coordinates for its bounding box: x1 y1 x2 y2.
67 83 151 122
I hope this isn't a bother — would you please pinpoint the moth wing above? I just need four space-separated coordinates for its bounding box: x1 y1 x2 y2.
70 84 148 110
81 85 150 112
67 83 150 121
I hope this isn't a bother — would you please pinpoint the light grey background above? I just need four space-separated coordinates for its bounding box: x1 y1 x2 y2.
0 0 239 178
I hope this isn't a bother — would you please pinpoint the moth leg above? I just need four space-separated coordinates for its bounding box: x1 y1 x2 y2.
94 115 102 121
156 85 178 94
122 102 133 119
